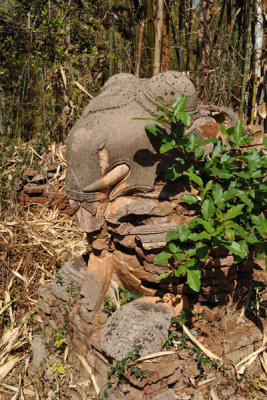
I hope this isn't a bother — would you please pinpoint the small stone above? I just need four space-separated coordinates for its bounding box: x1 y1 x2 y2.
202 306 224 322
100 297 173 360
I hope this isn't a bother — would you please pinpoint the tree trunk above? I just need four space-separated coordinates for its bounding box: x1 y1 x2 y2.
154 0 164 75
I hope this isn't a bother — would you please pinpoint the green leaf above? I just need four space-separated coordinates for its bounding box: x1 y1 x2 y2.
155 114 167 124
184 133 198 151
178 111 191 127
201 199 215 220
212 184 223 202
224 204 245 221
145 124 168 139
179 194 199 205
222 188 239 202
211 141 222 159
245 149 261 174
236 191 254 210
204 180 214 193
185 248 196 256
225 228 235 242
187 267 201 292
185 172 203 188
156 271 171 280
169 242 179 253
234 224 248 239
251 169 263 178
195 147 204 159
220 124 228 135
177 224 190 242
238 171 250 179
189 217 214 233
174 264 186 277
172 94 187 114
215 208 223 219
162 108 176 121
189 231 211 241
166 230 180 242
186 258 196 268
233 120 243 145
153 252 172 264
196 243 209 261
263 137 267 149
160 141 176 154
198 137 219 146
254 217 267 236
225 240 248 259
175 252 186 261
211 165 232 179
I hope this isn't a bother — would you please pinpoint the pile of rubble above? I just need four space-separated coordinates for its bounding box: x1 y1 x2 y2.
17 145 72 214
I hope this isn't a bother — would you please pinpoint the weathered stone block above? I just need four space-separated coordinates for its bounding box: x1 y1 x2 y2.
100 298 173 359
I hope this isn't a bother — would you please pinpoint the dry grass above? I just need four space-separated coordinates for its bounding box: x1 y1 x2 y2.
0 202 87 399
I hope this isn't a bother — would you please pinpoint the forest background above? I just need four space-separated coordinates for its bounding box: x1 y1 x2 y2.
0 0 266 144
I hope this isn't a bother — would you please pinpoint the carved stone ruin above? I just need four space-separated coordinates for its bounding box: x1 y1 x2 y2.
35 71 254 399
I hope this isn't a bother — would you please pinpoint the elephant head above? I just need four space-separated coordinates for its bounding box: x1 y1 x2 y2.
66 71 237 234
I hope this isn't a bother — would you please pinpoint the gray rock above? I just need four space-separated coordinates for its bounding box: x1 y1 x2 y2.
31 336 47 370
100 298 173 360
52 254 88 302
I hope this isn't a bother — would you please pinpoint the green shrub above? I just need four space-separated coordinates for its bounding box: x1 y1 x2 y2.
141 94 267 292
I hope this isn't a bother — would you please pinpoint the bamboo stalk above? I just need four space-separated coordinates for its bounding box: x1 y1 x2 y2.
239 0 253 118
178 0 184 71
135 6 145 77
109 0 115 77
250 0 264 124
161 0 170 71
146 0 154 75
186 0 193 71
154 0 164 75
170 10 180 68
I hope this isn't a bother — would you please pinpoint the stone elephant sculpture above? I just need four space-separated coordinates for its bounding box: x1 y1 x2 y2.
66 71 237 233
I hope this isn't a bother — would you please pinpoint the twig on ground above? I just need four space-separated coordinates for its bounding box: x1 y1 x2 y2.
182 325 222 362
